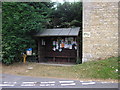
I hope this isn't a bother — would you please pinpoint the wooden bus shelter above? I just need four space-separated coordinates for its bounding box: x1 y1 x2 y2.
35 27 81 63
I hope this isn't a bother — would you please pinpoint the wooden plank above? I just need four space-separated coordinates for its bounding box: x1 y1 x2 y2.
77 36 80 62
38 39 41 62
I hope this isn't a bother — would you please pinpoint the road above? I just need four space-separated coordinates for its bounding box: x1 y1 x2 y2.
0 74 118 88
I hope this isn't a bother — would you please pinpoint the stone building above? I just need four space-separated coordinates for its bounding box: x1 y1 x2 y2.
82 0 119 62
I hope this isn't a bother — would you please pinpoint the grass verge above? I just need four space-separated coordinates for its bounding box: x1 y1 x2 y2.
1 57 119 82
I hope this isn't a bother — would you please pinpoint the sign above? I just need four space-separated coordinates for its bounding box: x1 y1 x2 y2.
42 39 45 45
83 32 91 37
26 48 32 55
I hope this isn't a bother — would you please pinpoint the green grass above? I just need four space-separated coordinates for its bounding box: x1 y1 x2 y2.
72 57 119 80
2 57 119 81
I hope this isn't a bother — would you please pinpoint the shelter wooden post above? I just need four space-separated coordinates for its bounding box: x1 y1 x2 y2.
38 39 41 62
77 36 80 62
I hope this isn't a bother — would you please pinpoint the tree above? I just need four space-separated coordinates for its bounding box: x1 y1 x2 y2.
47 2 82 28
2 2 53 65
47 2 82 64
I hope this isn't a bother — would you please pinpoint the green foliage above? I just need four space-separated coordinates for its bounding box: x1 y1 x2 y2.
48 2 82 28
2 2 53 65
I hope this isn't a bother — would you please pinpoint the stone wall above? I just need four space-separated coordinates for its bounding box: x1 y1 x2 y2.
82 2 118 62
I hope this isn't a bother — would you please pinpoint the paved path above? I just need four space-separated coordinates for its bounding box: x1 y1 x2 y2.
0 74 118 88
38 62 76 66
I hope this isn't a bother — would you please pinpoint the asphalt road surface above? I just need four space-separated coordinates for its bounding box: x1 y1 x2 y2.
0 74 118 88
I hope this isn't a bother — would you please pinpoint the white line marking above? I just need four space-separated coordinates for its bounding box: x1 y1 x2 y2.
82 82 96 85
23 82 36 83
40 84 55 86
59 81 74 83
21 82 36 86
0 84 15 86
51 84 55 86
61 83 76 86
40 84 46 86
0 82 17 87
21 85 35 86
46 84 50 86
80 81 84 82
41 81 55 84
3 82 11 83
3 82 17 84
